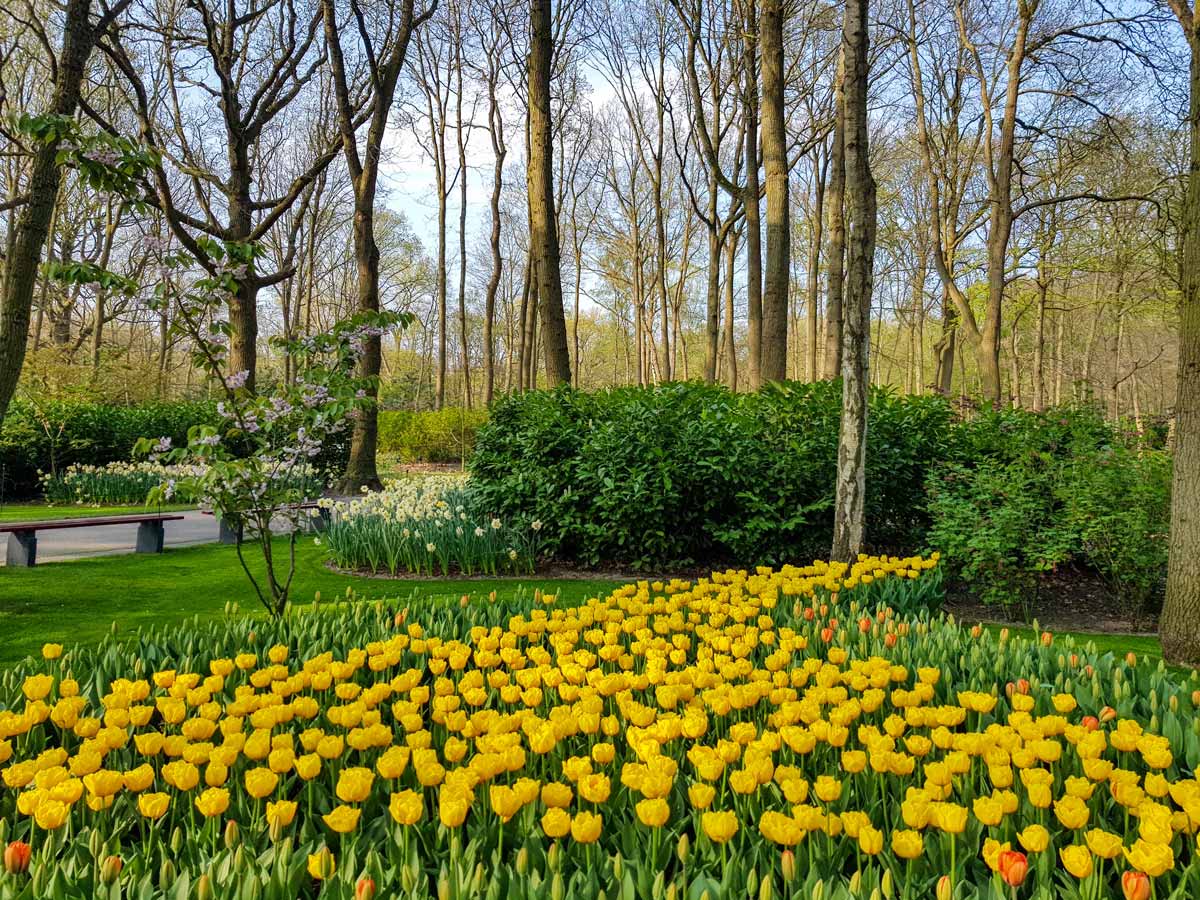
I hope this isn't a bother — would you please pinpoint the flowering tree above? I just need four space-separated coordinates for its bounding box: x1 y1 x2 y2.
135 238 408 617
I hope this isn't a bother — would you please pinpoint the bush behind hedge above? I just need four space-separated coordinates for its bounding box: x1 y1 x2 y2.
469 381 955 567
377 407 487 464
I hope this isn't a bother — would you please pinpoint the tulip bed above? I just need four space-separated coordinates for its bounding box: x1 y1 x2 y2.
1 554 1199 900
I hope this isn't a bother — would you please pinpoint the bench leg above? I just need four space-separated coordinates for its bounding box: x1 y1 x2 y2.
136 520 166 554
218 518 242 545
6 530 36 567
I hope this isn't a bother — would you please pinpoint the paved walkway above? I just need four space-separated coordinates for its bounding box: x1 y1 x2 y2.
2 504 342 566
1 509 220 566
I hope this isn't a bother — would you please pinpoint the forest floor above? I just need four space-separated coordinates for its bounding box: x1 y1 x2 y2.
943 564 1161 636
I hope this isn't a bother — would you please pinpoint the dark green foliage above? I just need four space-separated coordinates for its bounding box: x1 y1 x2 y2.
928 404 1172 618
377 407 488 464
0 400 214 499
469 381 955 568
0 399 350 500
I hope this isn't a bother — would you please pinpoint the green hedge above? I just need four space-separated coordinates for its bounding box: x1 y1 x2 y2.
378 407 487 464
0 400 351 500
0 400 214 500
468 381 955 567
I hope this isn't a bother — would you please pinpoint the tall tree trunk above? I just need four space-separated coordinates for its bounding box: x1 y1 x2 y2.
528 0 571 385
806 153 826 382
483 72 505 404
724 224 739 390
1163 3 1200 665
760 0 789 383
0 0 100 426
454 25 472 409
703 172 721 383
435 165 448 409
823 57 846 380
831 0 876 562
742 0 763 388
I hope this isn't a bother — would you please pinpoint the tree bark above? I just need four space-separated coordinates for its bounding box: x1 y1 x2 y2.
760 0 789 383
806 151 826 382
528 0 571 385
741 0 763 388
831 0 876 562
0 0 99 427
823 55 846 380
1162 0 1200 666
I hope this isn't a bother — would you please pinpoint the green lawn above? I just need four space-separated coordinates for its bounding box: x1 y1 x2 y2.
0 539 621 667
0 502 194 522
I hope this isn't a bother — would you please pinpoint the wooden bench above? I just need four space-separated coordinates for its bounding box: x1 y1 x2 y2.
0 513 186 567
201 502 330 544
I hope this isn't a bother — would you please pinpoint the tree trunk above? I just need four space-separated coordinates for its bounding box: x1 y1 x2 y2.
806 153 826 382
1161 1 1200 666
703 172 721 383
724 224 739 390
528 0 571 386
760 0 789 383
0 0 97 426
742 0 763 388
823 57 846 380
831 0 876 562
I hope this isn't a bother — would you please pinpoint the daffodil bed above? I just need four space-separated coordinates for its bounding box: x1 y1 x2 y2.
2 554 1199 900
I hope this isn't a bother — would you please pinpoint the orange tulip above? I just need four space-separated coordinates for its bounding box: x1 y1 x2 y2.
3 842 31 875
998 850 1028 887
1121 872 1150 900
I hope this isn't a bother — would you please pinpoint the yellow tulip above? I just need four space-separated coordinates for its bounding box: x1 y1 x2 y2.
323 805 361 834
570 811 603 843
1060 845 1093 879
336 767 374 804
636 798 670 828
308 848 335 881
390 790 423 826
195 787 230 818
542 807 571 838
891 829 924 860
244 767 278 800
701 810 739 843
138 792 170 820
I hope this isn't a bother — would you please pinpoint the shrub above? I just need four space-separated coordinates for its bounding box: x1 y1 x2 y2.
928 405 1172 619
926 455 1076 618
470 382 954 567
1060 447 1171 625
377 407 487 464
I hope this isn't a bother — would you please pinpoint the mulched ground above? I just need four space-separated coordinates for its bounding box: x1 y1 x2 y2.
942 564 1161 635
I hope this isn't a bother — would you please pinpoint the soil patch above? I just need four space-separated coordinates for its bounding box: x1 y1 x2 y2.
943 564 1161 635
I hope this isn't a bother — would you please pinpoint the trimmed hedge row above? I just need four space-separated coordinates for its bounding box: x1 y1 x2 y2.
468 381 955 567
0 400 351 500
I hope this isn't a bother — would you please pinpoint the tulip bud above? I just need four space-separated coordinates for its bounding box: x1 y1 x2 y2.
224 819 240 850
612 852 622 880
269 817 285 843
1122 871 1151 900
197 874 214 900
356 877 377 900
548 842 560 872
780 850 795 883
159 859 176 889
552 872 565 900
170 827 184 854
89 830 104 859
1099 705 1117 723
810 878 824 900
401 862 417 892
516 847 529 875
935 875 951 900
1192 689 1200 707
1170 694 1178 713
881 869 894 899
652 872 666 900
438 871 451 900
676 834 690 865
460 595 469 608
3 841 31 876
666 884 678 900
100 855 123 885
849 871 861 894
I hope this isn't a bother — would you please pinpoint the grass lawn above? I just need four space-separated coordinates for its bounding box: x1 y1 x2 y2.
0 502 195 522
0 538 621 667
